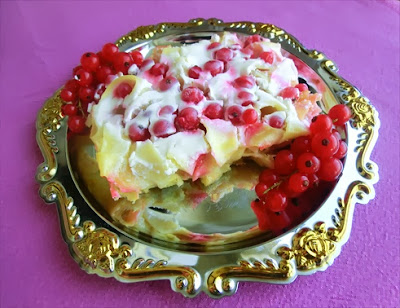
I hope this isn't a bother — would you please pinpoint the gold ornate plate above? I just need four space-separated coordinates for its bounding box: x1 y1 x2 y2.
35 18 380 298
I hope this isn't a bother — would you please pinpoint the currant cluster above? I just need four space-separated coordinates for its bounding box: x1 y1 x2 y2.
251 104 352 233
60 43 143 133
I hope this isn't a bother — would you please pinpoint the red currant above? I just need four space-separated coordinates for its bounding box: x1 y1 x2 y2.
188 66 202 79
244 35 262 47
113 52 133 74
175 108 200 131
96 65 114 83
332 129 342 142
279 87 300 99
149 63 168 76
114 82 133 99
310 114 333 135
61 104 78 116
159 105 175 116
269 115 284 128
64 79 80 93
311 132 339 158
238 91 253 101
204 103 224 119
255 182 269 198
241 101 254 107
80 52 100 72
159 76 178 91
291 136 311 155
60 88 76 102
263 189 288 212
242 108 258 124
307 173 320 188
102 43 119 62
334 140 348 159
207 42 221 50
128 124 151 142
181 87 204 104
68 115 85 133
74 68 93 87
73 65 83 76
214 48 234 62
280 180 301 198
226 105 243 125
78 86 95 103
328 104 352 126
317 157 343 181
204 60 224 76
288 173 310 193
295 83 308 92
259 169 279 186
251 199 270 230
152 119 175 138
130 50 143 67
233 76 255 89
274 150 296 175
260 51 274 64
297 152 320 174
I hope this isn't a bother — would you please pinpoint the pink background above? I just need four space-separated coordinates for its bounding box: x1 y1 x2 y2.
1 0 399 307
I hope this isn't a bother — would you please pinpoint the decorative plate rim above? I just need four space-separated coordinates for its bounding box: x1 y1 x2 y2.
35 18 380 298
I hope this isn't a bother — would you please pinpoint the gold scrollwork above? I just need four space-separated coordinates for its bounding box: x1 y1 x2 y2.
207 259 293 297
36 93 64 183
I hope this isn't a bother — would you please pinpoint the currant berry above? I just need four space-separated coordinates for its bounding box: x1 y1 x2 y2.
288 173 310 193
251 199 270 230
295 83 308 92
203 103 224 119
334 140 348 159
280 180 301 198
242 108 258 124
269 115 284 128
149 63 168 76
61 104 78 116
60 88 76 102
214 48 234 62
72 65 83 76
188 66 202 79
307 173 320 188
241 101 254 107
181 87 204 104
226 105 243 125
175 108 200 131
255 182 269 198
68 115 85 133
328 104 352 126
310 114 333 135
279 87 300 100
74 68 93 87
296 152 320 174
317 157 343 181
158 105 175 116
128 124 151 142
113 52 133 74
263 189 288 212
233 76 255 89
259 169 279 186
204 60 224 76
207 42 221 50
274 150 296 175
159 76 178 91
78 86 95 103
237 91 254 101
64 79 80 93
152 119 175 138
291 136 311 155
96 66 114 83
311 132 339 158
332 129 342 142
130 50 143 67
80 52 100 72
102 43 119 62
244 35 262 47
114 82 133 99
260 51 274 64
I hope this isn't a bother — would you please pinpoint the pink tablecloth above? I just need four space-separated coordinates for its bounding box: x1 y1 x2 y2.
1 1 399 307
